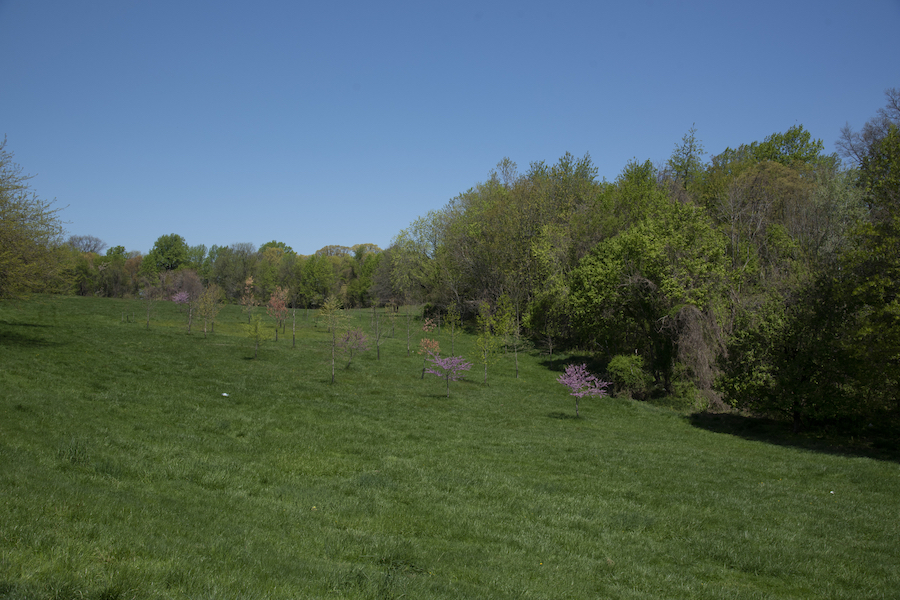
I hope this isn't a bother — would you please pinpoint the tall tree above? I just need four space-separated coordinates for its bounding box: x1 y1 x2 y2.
837 87 900 165
0 139 66 298
67 234 106 254
665 125 706 195
141 233 189 275
569 195 727 390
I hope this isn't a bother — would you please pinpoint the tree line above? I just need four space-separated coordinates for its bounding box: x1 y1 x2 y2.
65 237 384 311
2 89 898 433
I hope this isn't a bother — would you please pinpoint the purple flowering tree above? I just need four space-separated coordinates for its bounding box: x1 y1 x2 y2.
425 353 472 398
557 363 610 417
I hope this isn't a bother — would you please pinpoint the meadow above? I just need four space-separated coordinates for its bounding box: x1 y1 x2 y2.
1 295 898 599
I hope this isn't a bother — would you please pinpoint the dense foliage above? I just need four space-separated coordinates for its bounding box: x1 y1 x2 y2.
12 88 898 433
0 138 67 298
372 91 900 433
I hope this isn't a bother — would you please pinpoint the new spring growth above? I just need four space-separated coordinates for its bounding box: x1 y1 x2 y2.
418 338 440 356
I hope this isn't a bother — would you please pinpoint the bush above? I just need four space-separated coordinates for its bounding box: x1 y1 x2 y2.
606 354 652 399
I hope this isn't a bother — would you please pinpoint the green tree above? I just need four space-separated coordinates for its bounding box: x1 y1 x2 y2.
141 233 188 275
445 302 462 355
247 314 267 359
207 242 258 300
569 198 727 390
718 278 857 432
106 245 127 260
666 125 706 194
185 244 207 273
0 139 66 298
475 301 502 384
843 124 900 413
318 295 348 384
495 294 522 378
197 283 224 337
297 254 335 311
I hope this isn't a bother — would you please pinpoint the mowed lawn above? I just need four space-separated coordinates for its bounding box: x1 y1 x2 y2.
1 295 898 599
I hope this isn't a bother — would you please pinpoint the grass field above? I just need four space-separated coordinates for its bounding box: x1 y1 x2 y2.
1 295 898 599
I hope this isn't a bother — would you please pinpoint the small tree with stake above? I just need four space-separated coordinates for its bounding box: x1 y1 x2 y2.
557 363 610 417
338 327 369 369
267 285 289 341
318 295 348 384
425 353 472 398
171 290 194 332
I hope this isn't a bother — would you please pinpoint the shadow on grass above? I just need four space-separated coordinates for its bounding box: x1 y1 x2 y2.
547 411 580 420
686 411 900 463
539 353 603 373
0 321 57 348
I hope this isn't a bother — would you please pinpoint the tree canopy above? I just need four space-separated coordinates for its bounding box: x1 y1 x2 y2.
0 139 66 298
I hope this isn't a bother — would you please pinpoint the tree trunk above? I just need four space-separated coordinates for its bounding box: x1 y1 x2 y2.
331 330 336 384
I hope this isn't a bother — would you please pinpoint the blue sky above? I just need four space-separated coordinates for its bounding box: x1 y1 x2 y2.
1 0 898 256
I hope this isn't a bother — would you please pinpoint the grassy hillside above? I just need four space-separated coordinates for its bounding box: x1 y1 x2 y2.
1 295 898 599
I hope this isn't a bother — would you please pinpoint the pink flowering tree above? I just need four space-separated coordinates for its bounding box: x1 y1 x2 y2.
557 363 610 417
171 290 195 332
266 285 289 341
337 327 369 369
425 353 472 398
418 337 440 379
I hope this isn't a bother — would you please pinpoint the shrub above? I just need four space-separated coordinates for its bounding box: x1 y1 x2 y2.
607 354 652 399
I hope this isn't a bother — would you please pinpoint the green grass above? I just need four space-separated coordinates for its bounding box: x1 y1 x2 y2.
1 295 898 599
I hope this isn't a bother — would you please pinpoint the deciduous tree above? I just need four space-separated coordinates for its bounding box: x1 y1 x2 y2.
240 276 257 324
267 285 289 341
141 233 188 275
67 234 106 254
475 301 502 384
197 283 223 337
557 364 610 417
318 295 348 383
425 354 472 398
338 327 369 368
0 139 66 298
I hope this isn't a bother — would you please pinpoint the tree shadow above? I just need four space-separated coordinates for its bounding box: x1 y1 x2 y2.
686 411 900 463
547 411 580 420
539 353 603 373
0 321 56 348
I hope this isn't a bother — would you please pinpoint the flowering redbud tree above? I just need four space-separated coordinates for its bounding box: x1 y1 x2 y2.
337 327 369 369
425 353 472 398
557 363 610 417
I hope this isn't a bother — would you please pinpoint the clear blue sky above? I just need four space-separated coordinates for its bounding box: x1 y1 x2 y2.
2 0 898 256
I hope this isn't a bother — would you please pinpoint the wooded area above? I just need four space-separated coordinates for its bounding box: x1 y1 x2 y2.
4 90 899 434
